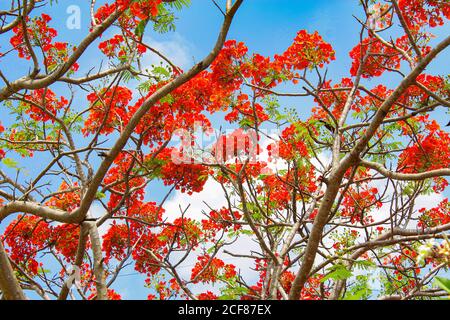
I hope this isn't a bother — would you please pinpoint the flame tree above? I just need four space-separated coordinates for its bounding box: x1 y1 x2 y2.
0 0 449 300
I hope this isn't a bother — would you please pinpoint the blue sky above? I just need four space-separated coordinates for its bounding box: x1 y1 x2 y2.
1 0 449 300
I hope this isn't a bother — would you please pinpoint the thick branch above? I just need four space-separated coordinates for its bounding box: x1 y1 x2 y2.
288 35 450 300
0 9 123 102
360 160 450 181
72 0 244 223
0 201 72 223
0 240 26 300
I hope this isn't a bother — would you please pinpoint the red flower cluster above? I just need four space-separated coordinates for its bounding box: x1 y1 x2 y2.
52 224 81 262
312 78 356 120
129 41 247 147
0 122 5 159
83 86 133 136
23 88 69 122
104 152 146 210
95 0 162 24
191 255 237 284
102 222 131 263
154 148 210 195
398 0 450 31
382 250 420 293
398 131 450 174
202 208 242 237
225 94 269 124
243 259 327 300
341 186 382 224
257 168 318 211
3 213 83 271
399 74 447 107
210 40 248 93
10 14 78 72
268 124 310 161
197 291 218 300
275 30 336 72
99 34 147 58
237 30 334 91
211 128 260 163
419 199 450 228
99 35 126 58
158 217 203 250
128 0 162 20
10 14 56 59
357 84 392 114
45 41 80 73
258 175 292 210
3 215 50 275
240 53 281 89
216 161 270 185
107 289 122 300
45 181 81 212
349 36 403 78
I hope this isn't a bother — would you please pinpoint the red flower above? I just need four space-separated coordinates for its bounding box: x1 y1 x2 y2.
191 255 236 284
153 148 210 195
198 291 218 300
349 36 403 78
398 0 450 31
275 30 335 72
83 86 133 136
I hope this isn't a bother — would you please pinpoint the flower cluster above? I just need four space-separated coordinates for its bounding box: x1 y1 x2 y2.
45 181 81 212
10 14 78 71
99 34 146 59
83 86 133 136
312 78 356 120
191 255 237 284
268 123 310 161
202 208 242 237
275 30 336 72
340 186 382 224
398 131 450 174
94 0 162 24
349 37 402 78
398 0 450 31
418 199 450 228
154 148 210 195
211 128 260 163
22 88 69 123
0 122 5 159
10 14 56 59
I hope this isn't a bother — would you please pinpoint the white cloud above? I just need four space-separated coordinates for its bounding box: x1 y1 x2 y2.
163 179 228 222
142 33 194 71
414 193 444 210
163 179 260 290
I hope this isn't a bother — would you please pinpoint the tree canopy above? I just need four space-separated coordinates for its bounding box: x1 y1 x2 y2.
0 0 449 301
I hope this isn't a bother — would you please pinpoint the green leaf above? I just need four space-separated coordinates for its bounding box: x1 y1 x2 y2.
135 20 147 37
321 264 353 283
435 277 450 294
343 291 365 300
153 66 171 78
96 192 106 200
2 158 18 169
354 259 376 270
160 93 174 104
157 235 168 242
